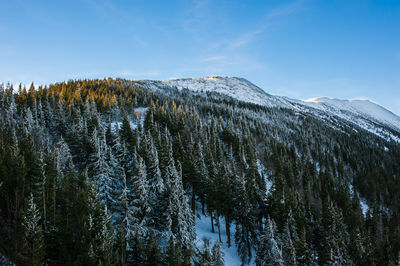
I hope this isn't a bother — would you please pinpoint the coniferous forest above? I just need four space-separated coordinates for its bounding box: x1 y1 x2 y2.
1 78 400 265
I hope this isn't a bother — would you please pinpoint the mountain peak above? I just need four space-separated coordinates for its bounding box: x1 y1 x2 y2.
157 76 289 108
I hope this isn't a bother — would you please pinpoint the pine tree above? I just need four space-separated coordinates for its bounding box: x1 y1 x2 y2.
279 215 297 265
193 141 209 213
199 239 212 265
145 135 166 229
145 231 162 266
319 201 351 265
167 236 180 266
88 129 113 206
255 217 284 266
129 156 151 231
211 241 225 266
235 173 257 264
164 138 195 247
87 182 114 265
20 193 45 265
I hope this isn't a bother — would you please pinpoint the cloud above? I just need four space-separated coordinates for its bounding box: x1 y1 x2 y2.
132 35 148 47
228 28 265 50
84 0 148 46
265 0 306 20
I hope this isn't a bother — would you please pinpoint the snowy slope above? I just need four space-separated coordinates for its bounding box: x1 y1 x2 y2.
303 97 400 132
195 213 249 266
134 76 295 109
130 76 400 141
163 77 293 108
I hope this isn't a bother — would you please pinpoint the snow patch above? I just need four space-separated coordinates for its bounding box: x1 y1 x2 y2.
195 212 255 265
360 198 369 217
257 160 273 195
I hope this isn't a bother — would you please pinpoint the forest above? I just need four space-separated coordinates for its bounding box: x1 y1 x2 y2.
1 78 400 265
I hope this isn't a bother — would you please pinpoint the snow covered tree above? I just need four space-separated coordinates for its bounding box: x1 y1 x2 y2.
279 215 297 265
21 193 45 265
164 139 195 247
88 129 113 206
87 182 114 265
211 241 225 266
319 201 351 265
129 155 151 233
145 136 166 229
235 173 257 264
256 217 284 266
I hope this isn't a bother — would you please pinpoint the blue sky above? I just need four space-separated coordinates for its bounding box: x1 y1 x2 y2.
0 0 399 114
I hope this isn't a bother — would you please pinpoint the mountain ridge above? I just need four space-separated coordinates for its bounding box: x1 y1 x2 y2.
130 76 400 141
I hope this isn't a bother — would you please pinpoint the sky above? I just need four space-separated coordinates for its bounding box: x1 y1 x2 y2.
0 0 399 114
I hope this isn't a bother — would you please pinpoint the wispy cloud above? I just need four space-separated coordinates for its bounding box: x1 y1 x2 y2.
265 0 306 19
195 0 306 76
83 0 149 47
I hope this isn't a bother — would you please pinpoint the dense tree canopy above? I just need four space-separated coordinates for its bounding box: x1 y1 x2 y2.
0 78 399 265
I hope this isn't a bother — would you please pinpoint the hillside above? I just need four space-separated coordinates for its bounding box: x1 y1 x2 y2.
135 76 400 142
0 78 399 265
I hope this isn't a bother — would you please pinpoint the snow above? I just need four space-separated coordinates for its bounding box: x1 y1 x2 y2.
109 107 148 132
305 97 400 130
195 212 255 265
360 198 369 217
133 76 400 141
349 184 354 195
302 97 400 141
349 183 369 217
384 146 389 152
110 121 137 132
138 76 295 108
257 160 273 195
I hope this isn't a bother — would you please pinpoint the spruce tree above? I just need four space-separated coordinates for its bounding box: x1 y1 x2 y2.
20 193 45 266
255 217 284 266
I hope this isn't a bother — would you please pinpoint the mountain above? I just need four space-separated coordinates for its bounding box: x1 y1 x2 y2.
134 76 294 108
303 97 400 134
1 77 400 265
135 76 400 142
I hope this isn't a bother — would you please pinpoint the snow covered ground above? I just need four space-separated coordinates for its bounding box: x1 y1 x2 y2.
193 161 271 265
195 212 255 266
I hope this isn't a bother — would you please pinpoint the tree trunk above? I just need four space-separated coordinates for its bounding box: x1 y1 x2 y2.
42 187 47 231
211 213 215 233
247 232 252 260
217 216 221 242
191 187 196 214
225 216 231 247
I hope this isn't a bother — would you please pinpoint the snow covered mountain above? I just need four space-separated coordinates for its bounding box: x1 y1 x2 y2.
134 76 295 108
132 76 400 142
303 97 400 132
